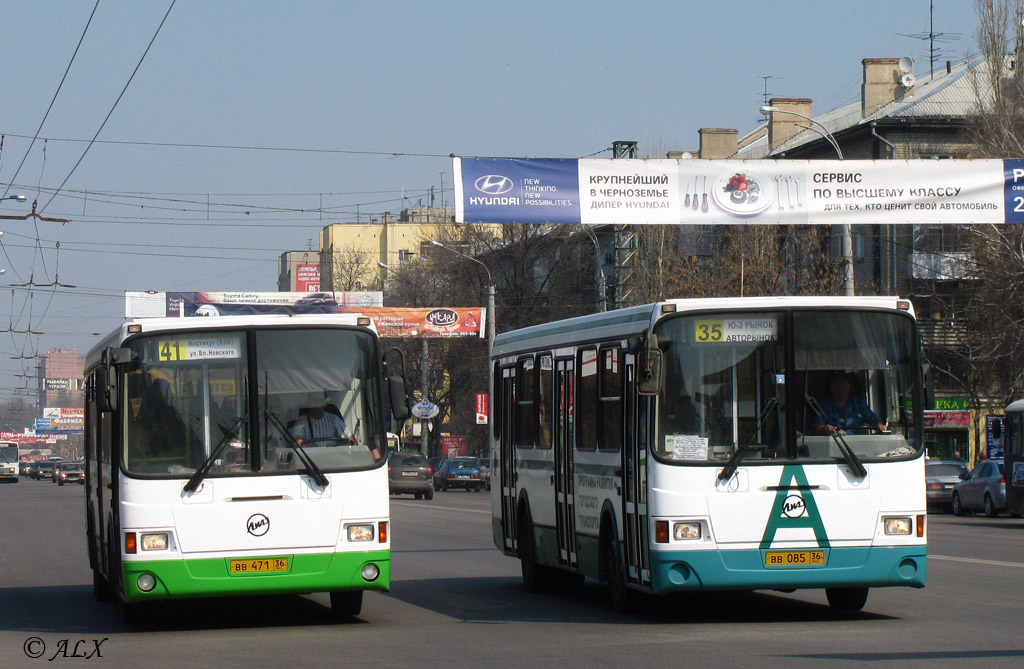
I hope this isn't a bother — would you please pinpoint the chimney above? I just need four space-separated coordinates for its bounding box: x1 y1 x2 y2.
766 98 812 151
698 128 739 159
862 58 906 117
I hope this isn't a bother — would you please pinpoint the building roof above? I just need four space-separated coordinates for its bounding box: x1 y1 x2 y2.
738 56 995 159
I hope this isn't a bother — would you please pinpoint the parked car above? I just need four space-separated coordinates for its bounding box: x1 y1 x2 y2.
388 452 433 500
925 459 969 512
433 457 484 492
32 461 56 481
478 457 491 491
952 459 1006 517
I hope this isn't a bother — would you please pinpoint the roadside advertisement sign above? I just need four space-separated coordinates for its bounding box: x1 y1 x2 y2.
455 157 1024 226
475 392 488 425
295 264 320 292
986 414 1005 460
441 435 468 458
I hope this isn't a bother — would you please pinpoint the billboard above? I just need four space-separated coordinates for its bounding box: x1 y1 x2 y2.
124 292 485 339
455 157 1024 226
295 264 320 292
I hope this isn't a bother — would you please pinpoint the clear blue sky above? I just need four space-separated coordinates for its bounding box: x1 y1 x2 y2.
0 0 981 398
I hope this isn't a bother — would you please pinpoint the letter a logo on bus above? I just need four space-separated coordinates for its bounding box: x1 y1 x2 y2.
759 465 830 550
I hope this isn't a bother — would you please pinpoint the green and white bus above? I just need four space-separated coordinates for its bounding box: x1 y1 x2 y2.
491 296 929 612
84 313 408 620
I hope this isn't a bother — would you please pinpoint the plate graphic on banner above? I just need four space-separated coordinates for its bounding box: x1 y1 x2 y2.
712 171 775 215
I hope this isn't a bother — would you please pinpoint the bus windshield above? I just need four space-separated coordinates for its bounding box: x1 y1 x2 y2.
124 327 384 477
1 444 17 463
654 309 922 467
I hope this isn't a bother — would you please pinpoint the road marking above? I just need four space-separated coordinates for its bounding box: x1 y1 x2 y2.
392 501 490 515
930 554 1024 569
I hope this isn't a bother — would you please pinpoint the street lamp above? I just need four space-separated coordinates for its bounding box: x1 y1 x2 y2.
429 240 496 352
760 105 853 296
2 195 27 203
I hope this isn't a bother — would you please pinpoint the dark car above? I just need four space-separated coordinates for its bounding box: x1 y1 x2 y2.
55 461 85 486
925 459 969 512
32 461 56 481
388 452 433 500
433 457 484 492
20 461 36 477
952 459 1006 517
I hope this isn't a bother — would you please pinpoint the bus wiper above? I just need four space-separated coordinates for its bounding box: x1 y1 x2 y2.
265 411 329 488
719 396 778 481
804 394 867 478
184 415 247 493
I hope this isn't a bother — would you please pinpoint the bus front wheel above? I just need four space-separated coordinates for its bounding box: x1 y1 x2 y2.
602 524 637 613
825 587 868 612
518 510 549 593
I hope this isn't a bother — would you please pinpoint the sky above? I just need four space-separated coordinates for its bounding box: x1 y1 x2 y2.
0 0 982 400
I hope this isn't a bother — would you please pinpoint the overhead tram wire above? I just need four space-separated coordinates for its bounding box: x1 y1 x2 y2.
37 1 177 216
0 1 100 205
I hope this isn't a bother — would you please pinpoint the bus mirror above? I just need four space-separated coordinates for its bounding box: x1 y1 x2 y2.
922 362 934 409
102 347 134 367
637 336 664 396
388 375 411 422
95 366 117 413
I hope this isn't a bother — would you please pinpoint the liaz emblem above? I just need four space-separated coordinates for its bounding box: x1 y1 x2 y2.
760 465 830 549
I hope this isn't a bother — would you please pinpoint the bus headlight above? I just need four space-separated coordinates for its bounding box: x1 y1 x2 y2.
346 524 375 542
673 522 702 541
883 516 912 535
140 533 169 551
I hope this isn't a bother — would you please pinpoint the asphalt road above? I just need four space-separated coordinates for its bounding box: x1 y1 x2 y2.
1 479 1022 667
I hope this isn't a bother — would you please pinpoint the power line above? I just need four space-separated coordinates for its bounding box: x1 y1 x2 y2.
38 1 177 214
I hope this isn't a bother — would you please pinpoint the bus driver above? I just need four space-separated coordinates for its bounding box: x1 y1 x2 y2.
814 373 886 435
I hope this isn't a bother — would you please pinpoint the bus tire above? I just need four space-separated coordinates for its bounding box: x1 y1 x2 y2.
951 493 965 516
330 590 363 617
825 587 868 612
518 510 549 593
92 569 113 602
602 520 636 614
118 597 149 624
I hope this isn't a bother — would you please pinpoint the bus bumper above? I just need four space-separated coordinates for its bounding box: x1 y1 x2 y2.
649 545 926 593
121 550 390 603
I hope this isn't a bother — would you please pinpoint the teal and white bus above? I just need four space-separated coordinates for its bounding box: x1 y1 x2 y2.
84 313 409 620
1003 399 1024 517
491 296 928 612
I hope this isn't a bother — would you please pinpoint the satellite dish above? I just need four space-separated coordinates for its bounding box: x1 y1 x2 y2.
901 73 916 88
898 56 914 74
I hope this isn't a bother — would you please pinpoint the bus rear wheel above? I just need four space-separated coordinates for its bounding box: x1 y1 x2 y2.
825 587 868 612
330 590 363 617
518 511 549 593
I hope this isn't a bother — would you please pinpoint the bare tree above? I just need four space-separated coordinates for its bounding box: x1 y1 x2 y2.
328 244 374 292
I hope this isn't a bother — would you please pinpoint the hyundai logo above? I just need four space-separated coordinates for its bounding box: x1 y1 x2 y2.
474 175 514 195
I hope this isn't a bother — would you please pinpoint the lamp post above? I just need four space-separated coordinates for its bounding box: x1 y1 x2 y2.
429 240 495 352
760 105 854 296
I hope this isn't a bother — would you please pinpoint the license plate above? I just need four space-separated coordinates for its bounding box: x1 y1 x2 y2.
458 475 469 479
229 557 289 574
401 471 418 477
764 550 826 567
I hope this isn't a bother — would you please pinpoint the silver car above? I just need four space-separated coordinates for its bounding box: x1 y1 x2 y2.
952 459 1006 517
926 460 969 512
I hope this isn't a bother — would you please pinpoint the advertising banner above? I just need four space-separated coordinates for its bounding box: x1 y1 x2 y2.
986 414 1005 460
455 157 1024 225
125 292 485 339
475 392 488 425
441 435 468 458
295 264 320 292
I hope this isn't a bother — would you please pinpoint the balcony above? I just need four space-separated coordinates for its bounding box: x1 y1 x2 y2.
908 252 976 281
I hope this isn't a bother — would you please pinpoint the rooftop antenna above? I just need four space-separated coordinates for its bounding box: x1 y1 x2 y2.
897 0 961 79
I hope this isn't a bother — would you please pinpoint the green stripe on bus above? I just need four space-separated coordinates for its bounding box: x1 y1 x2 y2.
120 549 390 602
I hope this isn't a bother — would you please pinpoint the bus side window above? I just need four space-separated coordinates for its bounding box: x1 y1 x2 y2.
577 348 598 451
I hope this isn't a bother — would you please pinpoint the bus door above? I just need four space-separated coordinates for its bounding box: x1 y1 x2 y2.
554 357 578 568
622 356 651 587
499 365 518 554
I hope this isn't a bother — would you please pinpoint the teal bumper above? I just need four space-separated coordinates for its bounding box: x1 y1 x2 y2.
650 545 926 592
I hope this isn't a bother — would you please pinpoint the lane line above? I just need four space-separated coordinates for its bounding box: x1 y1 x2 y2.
930 554 1024 569
392 501 490 515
